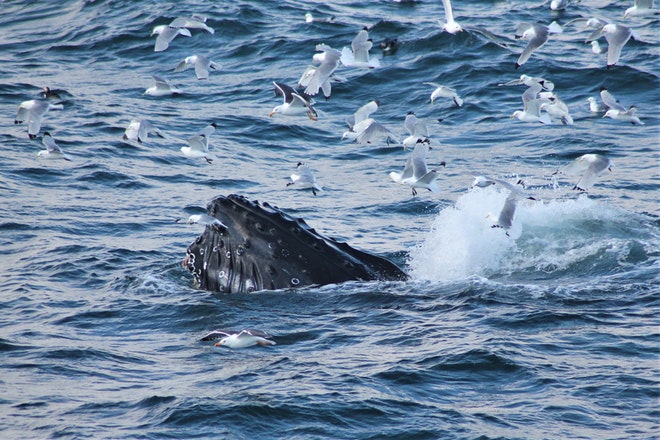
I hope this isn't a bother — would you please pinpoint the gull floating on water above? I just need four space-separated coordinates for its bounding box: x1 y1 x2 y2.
590 40 607 54
174 55 218 80
514 22 562 69
550 0 570 11
554 154 613 191
200 329 276 348
340 28 381 68
144 75 182 96
624 0 659 18
472 176 536 234
269 82 318 120
304 12 335 23
37 132 71 161
287 162 322 196
587 97 607 113
425 82 463 107
302 44 341 98
15 99 63 139
123 118 163 144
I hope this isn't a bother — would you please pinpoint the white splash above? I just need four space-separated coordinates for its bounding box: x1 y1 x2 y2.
407 187 634 282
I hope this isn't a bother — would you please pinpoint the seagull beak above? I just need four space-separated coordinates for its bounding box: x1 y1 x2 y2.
214 341 223 347
268 111 275 117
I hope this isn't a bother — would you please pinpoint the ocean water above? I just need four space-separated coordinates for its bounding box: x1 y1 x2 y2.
1 0 659 438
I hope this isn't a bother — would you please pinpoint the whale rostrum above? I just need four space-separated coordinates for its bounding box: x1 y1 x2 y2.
183 194 408 293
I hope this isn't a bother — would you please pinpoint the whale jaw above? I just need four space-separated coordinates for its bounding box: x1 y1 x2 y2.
183 194 408 293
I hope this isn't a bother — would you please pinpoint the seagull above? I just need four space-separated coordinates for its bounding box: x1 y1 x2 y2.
550 0 569 11
287 162 322 196
499 74 555 92
303 44 341 98
624 0 659 18
472 176 536 234
588 23 634 68
340 28 380 68
342 117 398 145
425 82 463 107
15 99 64 139
587 97 607 113
200 329 276 348
178 213 227 228
403 112 431 150
37 132 71 161
169 14 215 34
304 12 335 23
380 37 398 55
399 139 445 196
144 75 182 96
511 83 552 124
345 100 380 131
174 55 218 80
554 154 613 191
122 118 163 144
440 0 463 34
599 87 628 112
590 40 606 54
540 95 573 125
269 82 318 120
604 106 644 125
41 86 68 100
514 23 557 69
181 134 213 163
151 24 191 52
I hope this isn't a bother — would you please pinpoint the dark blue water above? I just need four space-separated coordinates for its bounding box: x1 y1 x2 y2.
1 0 659 438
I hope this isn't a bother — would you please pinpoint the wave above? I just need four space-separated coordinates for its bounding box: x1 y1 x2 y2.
408 186 659 281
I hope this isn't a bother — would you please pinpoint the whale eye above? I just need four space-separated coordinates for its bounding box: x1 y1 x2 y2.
236 246 244 256
268 242 276 249
291 278 300 286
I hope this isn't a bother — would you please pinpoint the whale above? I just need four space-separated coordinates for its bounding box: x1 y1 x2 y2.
183 194 408 293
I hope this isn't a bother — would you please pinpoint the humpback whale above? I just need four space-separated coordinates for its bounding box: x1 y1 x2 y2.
183 194 408 293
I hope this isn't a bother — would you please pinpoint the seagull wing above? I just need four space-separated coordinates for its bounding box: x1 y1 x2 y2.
187 134 209 152
600 89 627 112
200 330 234 341
496 193 519 229
604 25 632 66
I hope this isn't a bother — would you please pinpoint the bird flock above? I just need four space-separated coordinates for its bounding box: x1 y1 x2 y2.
13 1 654 241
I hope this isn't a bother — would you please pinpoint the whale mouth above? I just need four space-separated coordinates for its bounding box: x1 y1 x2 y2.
183 194 408 293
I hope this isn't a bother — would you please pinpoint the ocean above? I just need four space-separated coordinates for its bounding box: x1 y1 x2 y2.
1 0 658 438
